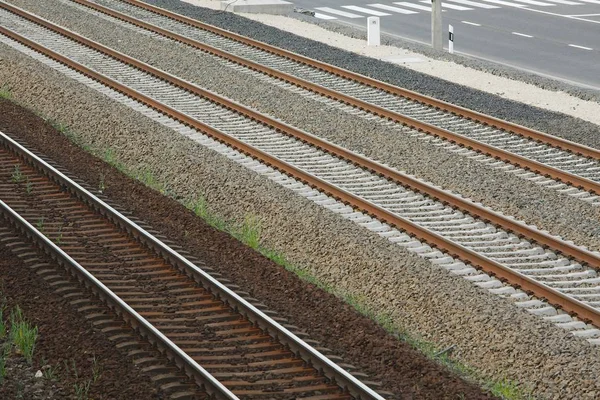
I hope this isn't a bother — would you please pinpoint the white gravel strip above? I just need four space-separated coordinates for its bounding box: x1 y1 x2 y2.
182 0 600 127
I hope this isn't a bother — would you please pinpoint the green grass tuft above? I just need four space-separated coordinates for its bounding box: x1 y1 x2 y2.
235 215 261 249
11 165 23 183
0 86 11 100
10 306 38 364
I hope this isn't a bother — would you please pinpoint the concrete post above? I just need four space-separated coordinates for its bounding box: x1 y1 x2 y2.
367 16 381 46
431 0 442 50
448 24 454 54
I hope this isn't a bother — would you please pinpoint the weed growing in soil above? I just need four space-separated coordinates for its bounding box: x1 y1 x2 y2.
10 306 38 364
66 359 95 400
91 355 102 383
41 358 59 381
0 86 11 100
491 379 533 400
0 307 5 339
36 217 44 233
98 173 105 193
0 344 9 384
74 379 92 400
103 148 126 173
187 197 226 231
55 226 63 245
11 165 23 183
236 215 261 249
25 178 33 195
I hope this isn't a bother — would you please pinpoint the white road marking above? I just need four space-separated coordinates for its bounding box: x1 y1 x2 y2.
577 0 600 4
522 7 600 23
543 0 582 4
512 31 533 37
478 0 527 7
394 2 435 11
569 44 593 50
368 3 419 13
462 20 482 25
341 5 391 15
419 0 473 9
315 7 364 18
510 0 556 6
569 13 600 16
448 0 500 8
314 12 337 20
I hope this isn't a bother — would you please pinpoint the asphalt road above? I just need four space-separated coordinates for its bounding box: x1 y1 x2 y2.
295 0 600 89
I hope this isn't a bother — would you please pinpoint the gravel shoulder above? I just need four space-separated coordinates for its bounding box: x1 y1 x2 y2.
6 0 600 256
2 33 600 399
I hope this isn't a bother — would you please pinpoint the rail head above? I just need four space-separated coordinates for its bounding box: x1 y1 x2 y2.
61 0 600 197
0 127 385 400
0 196 238 400
2 2 598 271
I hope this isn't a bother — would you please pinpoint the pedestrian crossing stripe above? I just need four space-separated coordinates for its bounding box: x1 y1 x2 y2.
313 0 589 20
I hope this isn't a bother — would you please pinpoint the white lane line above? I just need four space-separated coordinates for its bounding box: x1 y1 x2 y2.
577 0 600 4
569 13 600 16
314 12 337 20
544 0 582 4
478 0 527 7
510 0 556 5
512 31 533 37
315 7 363 18
341 5 391 15
462 20 482 25
569 44 593 50
394 2 435 11
522 7 600 23
448 0 500 8
419 0 473 9
368 3 419 13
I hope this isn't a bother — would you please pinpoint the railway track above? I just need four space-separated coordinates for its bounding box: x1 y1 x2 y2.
2 0 600 348
51 0 600 204
0 131 385 399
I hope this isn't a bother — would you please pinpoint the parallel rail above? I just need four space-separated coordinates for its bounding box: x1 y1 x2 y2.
0 131 383 399
70 0 600 196
2 1 600 331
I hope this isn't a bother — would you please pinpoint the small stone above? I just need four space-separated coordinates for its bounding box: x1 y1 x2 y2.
35 370 43 378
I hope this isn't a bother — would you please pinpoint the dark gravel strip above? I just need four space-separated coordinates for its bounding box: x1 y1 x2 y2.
143 0 600 150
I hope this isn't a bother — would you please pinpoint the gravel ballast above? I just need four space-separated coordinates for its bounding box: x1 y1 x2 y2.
3 33 600 399
144 0 600 150
5 0 600 255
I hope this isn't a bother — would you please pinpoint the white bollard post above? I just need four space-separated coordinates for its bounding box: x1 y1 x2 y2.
367 17 380 46
448 24 454 54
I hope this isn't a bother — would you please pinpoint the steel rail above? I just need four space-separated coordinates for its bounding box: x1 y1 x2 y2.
0 149 238 400
0 127 384 400
3 1 599 268
3 4 600 327
87 0 600 194
3 32 600 331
